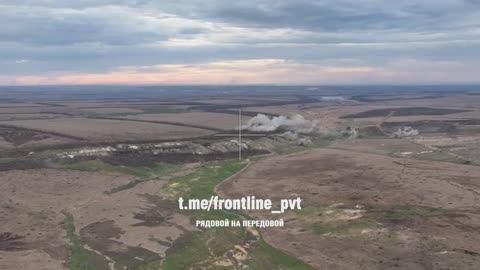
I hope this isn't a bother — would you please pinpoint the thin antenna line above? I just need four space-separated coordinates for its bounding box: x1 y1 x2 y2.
239 108 242 160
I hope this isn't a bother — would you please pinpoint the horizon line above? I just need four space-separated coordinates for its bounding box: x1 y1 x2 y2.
1 82 480 88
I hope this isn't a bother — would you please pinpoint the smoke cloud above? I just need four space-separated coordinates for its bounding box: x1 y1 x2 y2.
242 114 319 133
392 126 419 138
279 130 313 146
341 126 358 139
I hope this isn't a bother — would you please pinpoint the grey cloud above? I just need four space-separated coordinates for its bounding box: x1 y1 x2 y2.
2 38 480 76
205 2 406 31
0 0 147 9
0 5 167 46
157 0 480 32
177 27 207 35
0 0 479 82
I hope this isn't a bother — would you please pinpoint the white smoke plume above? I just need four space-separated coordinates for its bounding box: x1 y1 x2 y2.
297 137 313 146
242 114 319 133
392 126 419 138
279 131 313 146
341 126 358 139
321 96 345 101
280 130 300 140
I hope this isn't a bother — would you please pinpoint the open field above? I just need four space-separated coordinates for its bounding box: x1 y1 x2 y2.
78 107 145 114
0 126 79 150
0 160 210 270
371 94 480 109
0 159 313 270
0 113 65 121
0 107 74 115
0 169 134 270
217 148 480 270
340 107 472 119
331 138 430 155
121 112 250 130
1 118 214 142
2 86 480 269
0 103 48 108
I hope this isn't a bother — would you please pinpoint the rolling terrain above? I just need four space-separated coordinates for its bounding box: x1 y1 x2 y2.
1 85 480 270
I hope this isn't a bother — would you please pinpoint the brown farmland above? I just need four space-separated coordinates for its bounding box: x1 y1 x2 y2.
217 148 480 270
1 118 214 142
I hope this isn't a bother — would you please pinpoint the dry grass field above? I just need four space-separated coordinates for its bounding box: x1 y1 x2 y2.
77 107 145 114
0 113 64 121
217 148 480 270
1 118 214 142
122 112 250 130
0 166 199 270
2 87 480 270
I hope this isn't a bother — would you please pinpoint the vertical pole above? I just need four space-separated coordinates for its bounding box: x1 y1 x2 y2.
239 108 242 160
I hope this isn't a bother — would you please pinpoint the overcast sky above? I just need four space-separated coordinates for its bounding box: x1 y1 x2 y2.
1 0 479 85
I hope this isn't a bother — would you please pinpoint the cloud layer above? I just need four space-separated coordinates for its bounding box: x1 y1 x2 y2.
1 0 480 85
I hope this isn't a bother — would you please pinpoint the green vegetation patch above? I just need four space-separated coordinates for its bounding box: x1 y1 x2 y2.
65 159 182 178
63 213 109 270
63 213 93 270
160 159 246 201
159 221 314 270
62 159 314 270
65 158 314 269
107 179 144 194
145 159 315 270
161 226 245 269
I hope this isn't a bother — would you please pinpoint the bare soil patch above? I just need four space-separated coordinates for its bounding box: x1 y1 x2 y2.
78 107 145 114
0 126 79 148
341 107 471 119
2 118 214 142
0 113 63 121
122 112 250 130
331 138 430 155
